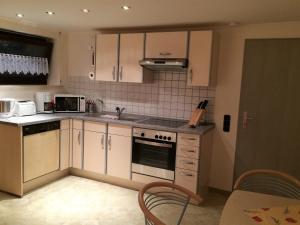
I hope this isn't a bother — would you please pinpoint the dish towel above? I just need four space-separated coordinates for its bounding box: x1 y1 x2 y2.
244 205 300 225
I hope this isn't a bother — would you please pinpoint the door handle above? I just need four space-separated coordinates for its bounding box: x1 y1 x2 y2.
77 131 81 145
108 135 111 150
242 112 255 128
101 134 104 150
119 66 123 81
112 66 116 80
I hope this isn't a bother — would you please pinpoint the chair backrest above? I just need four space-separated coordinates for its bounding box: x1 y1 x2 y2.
138 182 203 225
234 169 300 199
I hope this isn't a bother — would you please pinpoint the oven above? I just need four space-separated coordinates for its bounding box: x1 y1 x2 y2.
132 128 176 181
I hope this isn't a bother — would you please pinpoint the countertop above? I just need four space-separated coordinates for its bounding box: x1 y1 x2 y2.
0 112 214 135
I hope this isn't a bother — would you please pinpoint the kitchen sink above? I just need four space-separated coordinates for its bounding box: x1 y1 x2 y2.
99 114 141 122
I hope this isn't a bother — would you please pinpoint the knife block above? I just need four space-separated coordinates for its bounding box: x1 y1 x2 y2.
188 109 206 127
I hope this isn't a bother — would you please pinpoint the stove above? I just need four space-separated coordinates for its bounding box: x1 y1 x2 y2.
137 118 187 128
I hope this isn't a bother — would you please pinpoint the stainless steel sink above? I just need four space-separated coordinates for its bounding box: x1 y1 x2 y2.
99 114 141 122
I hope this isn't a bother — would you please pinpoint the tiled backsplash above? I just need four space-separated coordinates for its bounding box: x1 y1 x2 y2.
65 71 215 121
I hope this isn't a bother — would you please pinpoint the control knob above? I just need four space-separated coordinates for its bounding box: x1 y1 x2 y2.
168 137 171 141
163 136 167 140
141 132 145 137
159 135 163 139
155 135 158 139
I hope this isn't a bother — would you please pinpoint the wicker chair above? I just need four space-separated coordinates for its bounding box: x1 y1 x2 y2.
138 182 203 225
234 169 300 199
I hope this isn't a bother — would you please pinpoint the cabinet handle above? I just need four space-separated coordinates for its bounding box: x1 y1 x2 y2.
159 52 172 56
181 160 195 165
101 134 104 150
112 66 116 80
92 51 95 66
108 135 111 150
181 149 196 153
77 131 81 145
119 66 123 81
181 137 197 140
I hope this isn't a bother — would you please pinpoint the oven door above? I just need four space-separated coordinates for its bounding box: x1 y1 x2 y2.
132 137 176 180
54 97 80 112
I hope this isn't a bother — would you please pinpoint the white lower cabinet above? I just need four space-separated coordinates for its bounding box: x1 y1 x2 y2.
83 121 107 174
72 120 83 169
107 124 132 179
60 120 70 170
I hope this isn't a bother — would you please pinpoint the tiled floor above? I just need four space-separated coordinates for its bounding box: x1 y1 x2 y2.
0 176 227 225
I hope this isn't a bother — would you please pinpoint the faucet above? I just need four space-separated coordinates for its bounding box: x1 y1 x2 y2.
116 107 125 119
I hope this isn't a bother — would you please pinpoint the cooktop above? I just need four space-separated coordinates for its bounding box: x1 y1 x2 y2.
137 118 187 128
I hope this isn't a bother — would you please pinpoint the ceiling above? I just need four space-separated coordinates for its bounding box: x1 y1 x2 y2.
0 0 300 30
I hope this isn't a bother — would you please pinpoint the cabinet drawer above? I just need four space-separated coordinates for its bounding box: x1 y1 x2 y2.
132 173 173 184
177 145 199 159
178 133 200 147
175 168 197 193
84 121 106 133
176 156 198 171
108 124 131 137
60 119 70 130
73 119 83 130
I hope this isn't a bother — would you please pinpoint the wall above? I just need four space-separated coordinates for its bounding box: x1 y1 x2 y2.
0 17 66 100
209 21 300 191
65 72 215 121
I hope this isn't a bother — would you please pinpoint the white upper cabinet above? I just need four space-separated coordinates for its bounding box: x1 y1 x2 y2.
145 31 188 58
119 33 144 83
68 32 96 77
96 34 119 81
187 31 213 86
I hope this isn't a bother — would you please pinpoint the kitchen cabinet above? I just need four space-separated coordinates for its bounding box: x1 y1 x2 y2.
119 33 144 83
23 130 60 182
107 124 132 179
83 121 107 174
187 31 213 86
72 120 83 169
175 131 213 195
68 32 96 77
60 120 70 170
145 31 188 58
96 34 119 81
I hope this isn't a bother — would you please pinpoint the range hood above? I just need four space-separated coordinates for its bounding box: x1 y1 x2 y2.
139 58 188 71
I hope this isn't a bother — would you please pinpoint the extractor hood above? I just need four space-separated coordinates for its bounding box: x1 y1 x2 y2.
139 58 188 71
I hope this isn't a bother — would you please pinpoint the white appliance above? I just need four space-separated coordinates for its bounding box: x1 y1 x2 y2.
54 94 86 112
14 101 37 117
35 92 52 113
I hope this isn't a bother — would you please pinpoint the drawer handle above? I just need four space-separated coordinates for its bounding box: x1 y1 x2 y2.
180 172 194 177
182 149 196 153
181 161 195 165
181 137 197 141
159 52 172 56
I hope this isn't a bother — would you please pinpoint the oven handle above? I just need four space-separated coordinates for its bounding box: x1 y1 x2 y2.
135 139 172 148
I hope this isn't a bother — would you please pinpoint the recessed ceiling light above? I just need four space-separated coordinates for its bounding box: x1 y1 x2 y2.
121 5 131 11
46 11 55 15
16 13 24 18
82 9 90 13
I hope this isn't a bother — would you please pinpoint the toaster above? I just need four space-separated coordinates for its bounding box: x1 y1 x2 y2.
14 101 37 117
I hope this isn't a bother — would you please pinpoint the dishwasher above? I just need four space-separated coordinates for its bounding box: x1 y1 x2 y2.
23 121 60 182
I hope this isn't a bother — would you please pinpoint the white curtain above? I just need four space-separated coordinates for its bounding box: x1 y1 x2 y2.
0 53 49 75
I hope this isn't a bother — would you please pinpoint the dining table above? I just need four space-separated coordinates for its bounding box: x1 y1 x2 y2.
219 190 300 225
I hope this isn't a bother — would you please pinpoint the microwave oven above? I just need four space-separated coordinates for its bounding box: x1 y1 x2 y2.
54 94 86 112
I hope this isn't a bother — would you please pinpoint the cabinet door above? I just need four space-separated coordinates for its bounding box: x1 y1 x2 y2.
68 32 96 77
24 130 60 182
96 34 119 81
107 134 132 179
84 131 106 174
187 31 213 86
119 33 144 83
60 129 70 170
72 129 83 169
145 32 188 58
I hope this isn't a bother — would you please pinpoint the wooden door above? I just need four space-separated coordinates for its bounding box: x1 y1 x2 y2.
96 34 119 81
145 32 188 58
107 134 132 179
119 33 144 83
84 131 106 174
24 130 60 182
187 31 213 86
72 129 83 169
235 39 300 182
